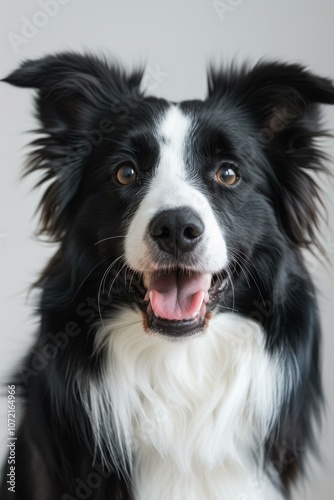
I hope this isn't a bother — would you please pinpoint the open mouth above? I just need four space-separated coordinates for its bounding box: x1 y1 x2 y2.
134 269 229 338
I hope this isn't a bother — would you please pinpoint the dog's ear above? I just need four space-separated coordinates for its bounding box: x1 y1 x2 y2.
208 62 334 251
3 53 143 240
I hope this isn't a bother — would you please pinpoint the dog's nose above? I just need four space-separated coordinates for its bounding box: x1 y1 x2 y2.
149 208 204 255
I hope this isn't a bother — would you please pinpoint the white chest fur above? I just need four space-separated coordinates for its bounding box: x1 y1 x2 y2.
87 311 284 500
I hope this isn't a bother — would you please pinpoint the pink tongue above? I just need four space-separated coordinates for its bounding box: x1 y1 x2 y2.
146 271 209 321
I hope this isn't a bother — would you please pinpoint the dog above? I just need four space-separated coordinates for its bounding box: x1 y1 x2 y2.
1 53 334 500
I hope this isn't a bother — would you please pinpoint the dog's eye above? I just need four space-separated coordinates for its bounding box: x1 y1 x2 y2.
215 164 240 186
115 164 138 185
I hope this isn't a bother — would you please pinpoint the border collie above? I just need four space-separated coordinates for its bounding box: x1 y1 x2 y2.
1 53 334 500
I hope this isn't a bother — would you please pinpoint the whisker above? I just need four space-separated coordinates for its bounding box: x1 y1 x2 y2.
129 269 140 292
94 236 124 246
233 249 271 280
108 263 127 297
71 252 117 302
228 248 267 306
225 267 235 314
216 303 238 313
97 255 125 325
101 256 123 292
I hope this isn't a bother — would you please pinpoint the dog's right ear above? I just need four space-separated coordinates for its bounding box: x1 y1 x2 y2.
2 53 144 240
3 52 143 132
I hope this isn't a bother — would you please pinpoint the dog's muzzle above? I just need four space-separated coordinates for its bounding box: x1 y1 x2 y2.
131 208 229 338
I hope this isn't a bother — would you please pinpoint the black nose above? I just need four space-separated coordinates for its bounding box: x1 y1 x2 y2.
149 208 205 256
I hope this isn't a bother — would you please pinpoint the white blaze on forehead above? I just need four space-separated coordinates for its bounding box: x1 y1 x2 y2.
151 105 196 205
125 104 228 272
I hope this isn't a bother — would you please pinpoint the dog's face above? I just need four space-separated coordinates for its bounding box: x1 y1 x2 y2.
5 53 334 338
85 100 274 337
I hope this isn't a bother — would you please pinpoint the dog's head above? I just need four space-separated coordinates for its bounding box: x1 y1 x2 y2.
4 53 334 338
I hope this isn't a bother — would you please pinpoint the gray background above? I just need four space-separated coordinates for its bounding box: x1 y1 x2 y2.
0 0 333 498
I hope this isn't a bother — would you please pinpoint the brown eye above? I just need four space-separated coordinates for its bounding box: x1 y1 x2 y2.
215 164 240 186
115 165 137 185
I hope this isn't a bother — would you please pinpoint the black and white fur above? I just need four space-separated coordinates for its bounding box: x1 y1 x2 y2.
1 53 334 500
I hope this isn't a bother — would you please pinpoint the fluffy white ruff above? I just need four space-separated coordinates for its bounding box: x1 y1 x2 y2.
82 310 286 499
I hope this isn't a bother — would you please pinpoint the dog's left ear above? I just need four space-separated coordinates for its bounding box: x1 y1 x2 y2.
3 52 143 240
208 62 334 250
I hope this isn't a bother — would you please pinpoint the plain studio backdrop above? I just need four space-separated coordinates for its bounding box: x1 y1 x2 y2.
0 0 333 498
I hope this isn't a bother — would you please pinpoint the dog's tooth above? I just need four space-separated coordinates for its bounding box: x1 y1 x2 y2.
188 310 200 320
205 273 212 289
149 291 160 318
143 272 151 290
187 291 207 319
